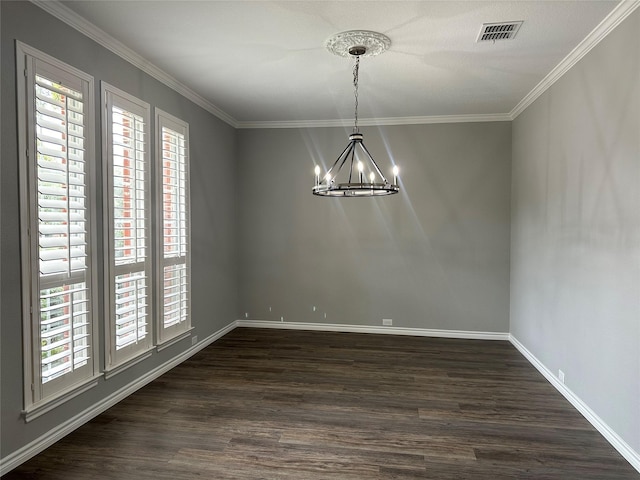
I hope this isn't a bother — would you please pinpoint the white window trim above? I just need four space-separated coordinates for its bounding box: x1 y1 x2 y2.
156 329 193 352
102 82 153 370
16 41 101 415
155 109 192 346
103 350 153 380
21 377 99 423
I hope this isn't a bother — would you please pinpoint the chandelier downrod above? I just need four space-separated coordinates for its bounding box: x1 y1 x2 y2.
352 49 361 133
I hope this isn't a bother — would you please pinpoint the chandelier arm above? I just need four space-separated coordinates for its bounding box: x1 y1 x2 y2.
334 142 355 179
326 141 355 179
347 143 357 183
359 141 390 183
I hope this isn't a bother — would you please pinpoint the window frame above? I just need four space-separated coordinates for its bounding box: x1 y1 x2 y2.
16 42 100 418
154 109 192 346
102 82 153 373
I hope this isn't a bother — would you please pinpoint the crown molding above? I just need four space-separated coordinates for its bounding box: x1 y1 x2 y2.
31 0 638 129
31 0 238 128
237 113 512 129
510 0 640 119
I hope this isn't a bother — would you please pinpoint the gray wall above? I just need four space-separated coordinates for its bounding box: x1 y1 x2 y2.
237 123 512 332
3 0 637 471
1 1 238 458
510 9 640 453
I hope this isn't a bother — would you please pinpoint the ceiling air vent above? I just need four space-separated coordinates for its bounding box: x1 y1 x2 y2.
476 21 523 42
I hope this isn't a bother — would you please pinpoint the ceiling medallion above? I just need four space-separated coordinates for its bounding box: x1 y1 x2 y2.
325 30 391 58
313 30 399 197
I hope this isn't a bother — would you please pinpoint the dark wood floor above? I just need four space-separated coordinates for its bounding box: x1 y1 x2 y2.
4 328 638 479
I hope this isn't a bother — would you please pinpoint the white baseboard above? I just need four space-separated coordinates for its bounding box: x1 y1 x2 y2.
3 318 502 475
509 335 640 473
235 319 510 340
4 322 636 476
241 320 639 473
0 321 236 476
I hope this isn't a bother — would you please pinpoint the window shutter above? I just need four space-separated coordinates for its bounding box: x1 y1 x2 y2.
156 111 190 342
40 284 90 383
36 75 88 280
161 126 188 328
112 106 149 349
18 43 98 408
104 85 152 367
35 75 92 385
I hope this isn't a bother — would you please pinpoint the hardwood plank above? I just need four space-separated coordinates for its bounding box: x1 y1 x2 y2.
3 328 638 479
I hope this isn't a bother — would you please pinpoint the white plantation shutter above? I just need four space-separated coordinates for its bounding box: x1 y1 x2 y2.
40 284 90 383
36 75 91 386
104 84 152 368
36 76 88 280
156 110 190 343
18 43 98 407
112 106 149 349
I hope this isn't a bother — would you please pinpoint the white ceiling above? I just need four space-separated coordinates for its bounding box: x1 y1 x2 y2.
58 0 621 125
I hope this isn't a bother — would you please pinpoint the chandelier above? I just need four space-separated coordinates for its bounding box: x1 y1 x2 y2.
313 31 399 197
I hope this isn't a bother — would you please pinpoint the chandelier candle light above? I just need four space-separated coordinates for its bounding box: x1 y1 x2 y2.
313 30 400 197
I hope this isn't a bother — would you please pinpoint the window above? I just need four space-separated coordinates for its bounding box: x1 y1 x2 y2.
103 84 152 370
155 110 191 344
16 45 193 415
17 43 99 412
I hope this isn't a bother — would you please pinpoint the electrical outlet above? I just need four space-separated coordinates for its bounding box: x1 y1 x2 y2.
191 335 198 346
312 306 316 312
382 318 393 326
245 312 249 318
558 370 565 384
280 316 284 322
